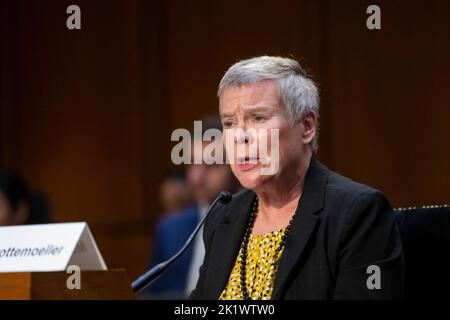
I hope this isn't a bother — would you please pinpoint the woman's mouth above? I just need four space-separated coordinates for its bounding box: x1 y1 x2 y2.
237 157 259 171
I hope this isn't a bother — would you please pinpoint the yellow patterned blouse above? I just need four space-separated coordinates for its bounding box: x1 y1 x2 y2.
219 228 286 300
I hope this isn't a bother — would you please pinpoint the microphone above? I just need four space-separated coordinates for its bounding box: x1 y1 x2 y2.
131 190 232 293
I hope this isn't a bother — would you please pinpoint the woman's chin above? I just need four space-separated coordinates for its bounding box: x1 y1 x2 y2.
233 170 266 190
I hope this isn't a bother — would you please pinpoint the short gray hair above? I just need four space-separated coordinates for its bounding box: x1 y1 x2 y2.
218 56 320 151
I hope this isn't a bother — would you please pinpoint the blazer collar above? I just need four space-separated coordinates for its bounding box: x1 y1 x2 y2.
206 157 329 299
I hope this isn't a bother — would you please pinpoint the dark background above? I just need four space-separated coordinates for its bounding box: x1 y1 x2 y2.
1 0 449 279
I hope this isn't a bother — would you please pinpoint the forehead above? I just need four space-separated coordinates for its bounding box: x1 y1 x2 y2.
219 80 281 114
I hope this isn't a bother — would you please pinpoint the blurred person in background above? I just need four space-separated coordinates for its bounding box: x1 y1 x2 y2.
0 169 52 226
142 115 240 299
159 169 193 215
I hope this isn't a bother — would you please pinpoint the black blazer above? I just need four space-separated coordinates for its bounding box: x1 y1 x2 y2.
190 158 404 299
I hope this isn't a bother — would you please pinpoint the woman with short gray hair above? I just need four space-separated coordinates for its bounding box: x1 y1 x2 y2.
190 56 403 300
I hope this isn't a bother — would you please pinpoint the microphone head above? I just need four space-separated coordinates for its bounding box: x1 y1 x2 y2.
218 191 232 204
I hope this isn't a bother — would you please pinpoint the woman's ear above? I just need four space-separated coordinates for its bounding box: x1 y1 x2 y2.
301 111 317 145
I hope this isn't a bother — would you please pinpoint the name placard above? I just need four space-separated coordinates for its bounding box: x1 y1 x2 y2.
0 222 107 272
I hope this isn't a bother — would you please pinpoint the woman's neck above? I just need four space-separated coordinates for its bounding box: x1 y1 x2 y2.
251 154 312 234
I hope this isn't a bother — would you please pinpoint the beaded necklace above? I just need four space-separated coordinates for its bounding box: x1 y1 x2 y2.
239 197 294 300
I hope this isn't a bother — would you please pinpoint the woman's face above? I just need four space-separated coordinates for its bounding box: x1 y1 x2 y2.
219 80 311 191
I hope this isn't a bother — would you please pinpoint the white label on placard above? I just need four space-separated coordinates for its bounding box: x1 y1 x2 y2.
0 222 107 272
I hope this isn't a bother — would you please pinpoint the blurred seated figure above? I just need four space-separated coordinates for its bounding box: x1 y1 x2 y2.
0 169 52 226
142 115 240 299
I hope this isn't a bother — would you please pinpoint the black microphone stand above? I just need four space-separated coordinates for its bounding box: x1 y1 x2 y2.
131 191 232 293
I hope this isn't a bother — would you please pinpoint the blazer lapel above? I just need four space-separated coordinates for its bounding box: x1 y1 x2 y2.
206 191 256 298
271 158 328 299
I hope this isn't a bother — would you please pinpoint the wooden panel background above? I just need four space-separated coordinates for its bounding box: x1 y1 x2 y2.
1 0 449 279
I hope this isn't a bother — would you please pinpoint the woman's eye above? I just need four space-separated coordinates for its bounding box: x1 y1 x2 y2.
254 115 266 122
223 121 233 128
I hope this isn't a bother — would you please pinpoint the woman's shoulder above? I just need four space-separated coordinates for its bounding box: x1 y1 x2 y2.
326 167 387 202
314 162 391 222
321 167 393 230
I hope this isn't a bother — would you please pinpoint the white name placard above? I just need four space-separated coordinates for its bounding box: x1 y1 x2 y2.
0 222 107 272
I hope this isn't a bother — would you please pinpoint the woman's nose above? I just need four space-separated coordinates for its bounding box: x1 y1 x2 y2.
234 128 250 144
